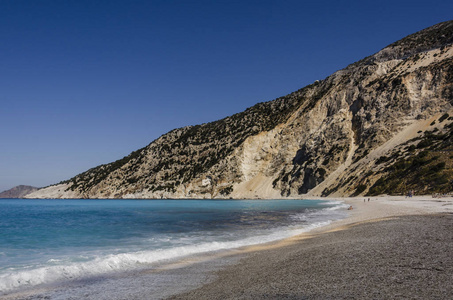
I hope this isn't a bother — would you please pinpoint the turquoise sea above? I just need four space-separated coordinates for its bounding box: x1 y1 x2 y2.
0 199 347 294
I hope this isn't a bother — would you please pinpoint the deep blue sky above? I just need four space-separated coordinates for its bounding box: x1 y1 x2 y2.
1 0 452 191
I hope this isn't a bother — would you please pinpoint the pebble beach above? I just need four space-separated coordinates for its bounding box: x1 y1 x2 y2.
169 196 453 299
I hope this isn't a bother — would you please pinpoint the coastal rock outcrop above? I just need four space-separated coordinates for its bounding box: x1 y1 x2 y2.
0 185 39 198
27 20 453 199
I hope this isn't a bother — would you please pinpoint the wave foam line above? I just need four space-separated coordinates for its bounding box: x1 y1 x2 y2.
0 220 333 293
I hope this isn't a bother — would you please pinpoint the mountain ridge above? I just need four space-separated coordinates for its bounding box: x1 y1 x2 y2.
27 20 453 199
0 185 39 198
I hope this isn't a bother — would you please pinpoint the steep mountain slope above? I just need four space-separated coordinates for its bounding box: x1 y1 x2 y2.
0 185 39 198
27 20 453 199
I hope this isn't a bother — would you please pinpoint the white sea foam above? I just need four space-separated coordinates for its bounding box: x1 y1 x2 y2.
319 200 347 207
0 202 346 293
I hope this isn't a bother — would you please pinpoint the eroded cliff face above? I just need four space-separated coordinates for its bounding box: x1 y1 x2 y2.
27 21 453 199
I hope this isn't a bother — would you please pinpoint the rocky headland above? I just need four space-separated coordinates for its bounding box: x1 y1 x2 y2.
0 185 39 198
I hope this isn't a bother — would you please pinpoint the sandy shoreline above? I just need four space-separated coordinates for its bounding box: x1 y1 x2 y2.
3 196 453 299
168 196 453 299
310 195 453 233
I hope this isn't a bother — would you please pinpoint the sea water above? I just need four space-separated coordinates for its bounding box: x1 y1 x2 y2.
0 199 347 294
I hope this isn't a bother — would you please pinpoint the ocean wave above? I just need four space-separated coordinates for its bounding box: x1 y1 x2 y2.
0 220 333 293
291 201 348 221
0 199 348 293
318 200 345 206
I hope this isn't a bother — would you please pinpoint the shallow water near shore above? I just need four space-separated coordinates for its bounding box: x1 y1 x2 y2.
0 199 347 295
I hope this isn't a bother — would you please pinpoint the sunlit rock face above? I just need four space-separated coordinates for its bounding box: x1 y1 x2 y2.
27 21 453 199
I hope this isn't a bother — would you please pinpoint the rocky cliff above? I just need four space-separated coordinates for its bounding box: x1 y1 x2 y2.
27 20 453 199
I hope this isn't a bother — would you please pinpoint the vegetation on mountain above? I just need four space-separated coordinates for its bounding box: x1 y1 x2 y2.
368 115 453 196
64 81 331 196
27 20 453 199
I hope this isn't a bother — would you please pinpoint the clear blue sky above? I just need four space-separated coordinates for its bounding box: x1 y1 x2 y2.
1 0 452 191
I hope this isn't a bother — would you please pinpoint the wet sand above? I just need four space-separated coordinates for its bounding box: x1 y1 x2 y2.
169 197 453 299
